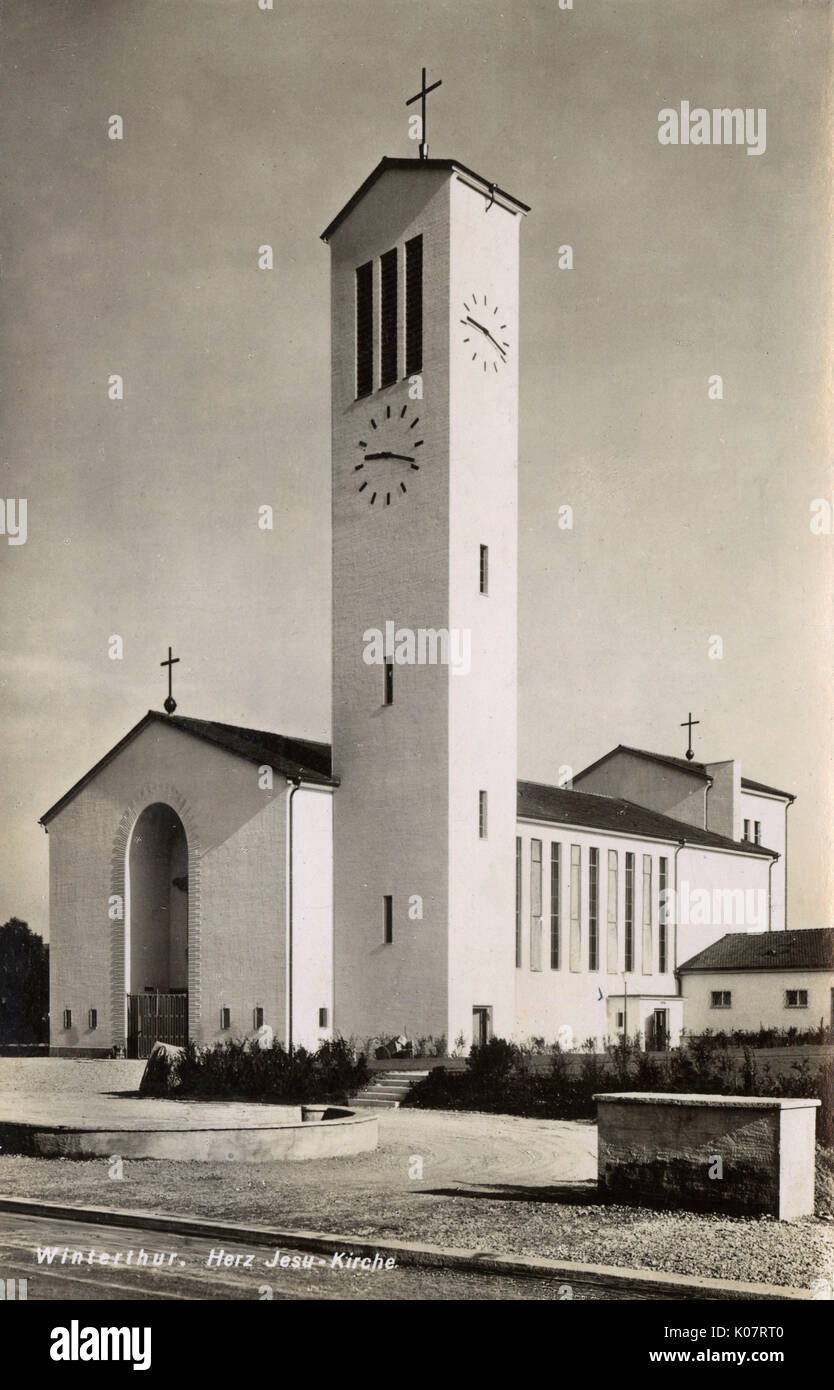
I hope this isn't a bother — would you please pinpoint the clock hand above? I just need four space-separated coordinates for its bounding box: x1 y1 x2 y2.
364 451 416 463
465 316 507 359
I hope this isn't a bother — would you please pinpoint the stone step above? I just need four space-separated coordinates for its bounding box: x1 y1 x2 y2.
351 1097 401 1109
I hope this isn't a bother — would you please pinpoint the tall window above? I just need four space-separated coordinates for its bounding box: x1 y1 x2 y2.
384 661 394 706
642 855 653 974
658 856 668 973
624 852 635 972
515 837 522 967
606 850 618 973
569 844 581 971
383 895 393 944
754 820 762 844
530 839 542 971
550 843 561 969
380 247 398 388
355 260 373 398
743 818 751 841
479 544 489 595
479 790 488 839
588 848 599 970
405 234 423 375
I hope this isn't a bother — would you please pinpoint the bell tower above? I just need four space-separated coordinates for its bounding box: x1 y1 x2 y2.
322 151 528 1047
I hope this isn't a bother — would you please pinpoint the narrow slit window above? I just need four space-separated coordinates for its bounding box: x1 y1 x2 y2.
380 247 398 388
318 1007 329 1028
530 839 542 971
642 855 653 974
405 234 423 376
383 895 393 944
355 260 373 398
515 837 522 968
588 847 599 970
550 843 561 969
63 1009 72 1030
479 790 488 839
479 544 489 595
569 844 581 971
253 1006 264 1030
624 852 635 972
607 849 618 973
220 1007 231 1030
384 661 394 706
658 856 668 973
88 1008 98 1031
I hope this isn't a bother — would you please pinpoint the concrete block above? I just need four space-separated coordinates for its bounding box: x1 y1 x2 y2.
594 1092 820 1219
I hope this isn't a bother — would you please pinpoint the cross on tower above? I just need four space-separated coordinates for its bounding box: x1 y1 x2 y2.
680 711 700 761
160 646 180 715
406 67 442 160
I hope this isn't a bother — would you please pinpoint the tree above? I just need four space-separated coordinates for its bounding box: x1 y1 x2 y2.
0 918 49 1044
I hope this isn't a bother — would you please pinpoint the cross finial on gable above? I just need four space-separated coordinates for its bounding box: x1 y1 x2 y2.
406 67 442 160
160 646 180 715
680 711 700 761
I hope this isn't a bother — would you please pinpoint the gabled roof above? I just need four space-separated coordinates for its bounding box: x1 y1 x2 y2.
517 781 776 858
320 156 530 242
678 928 834 974
40 712 337 824
574 745 795 802
574 745 712 783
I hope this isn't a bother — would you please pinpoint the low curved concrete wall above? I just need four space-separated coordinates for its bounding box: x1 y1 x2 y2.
13 1107 378 1162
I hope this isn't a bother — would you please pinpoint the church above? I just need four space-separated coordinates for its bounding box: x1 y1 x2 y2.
40 134 795 1060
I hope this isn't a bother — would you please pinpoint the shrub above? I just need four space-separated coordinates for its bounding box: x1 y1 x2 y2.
173 1036 368 1103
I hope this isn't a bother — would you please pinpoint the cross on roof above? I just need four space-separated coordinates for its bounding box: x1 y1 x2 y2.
680 711 700 761
160 646 180 715
406 67 442 160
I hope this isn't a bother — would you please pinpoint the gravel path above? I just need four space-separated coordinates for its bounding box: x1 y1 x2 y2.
1 1059 831 1290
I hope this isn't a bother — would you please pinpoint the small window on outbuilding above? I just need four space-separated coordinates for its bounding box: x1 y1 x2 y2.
710 991 732 1009
785 989 808 1008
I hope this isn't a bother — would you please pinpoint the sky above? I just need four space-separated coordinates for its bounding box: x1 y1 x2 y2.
1 0 831 939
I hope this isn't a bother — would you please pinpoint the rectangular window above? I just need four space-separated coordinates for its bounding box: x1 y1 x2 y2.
380 247 398 388
405 234 423 376
754 820 762 844
785 989 808 1008
253 1006 264 1030
318 1007 329 1028
606 849 618 973
743 818 750 841
63 1009 72 1030
479 544 489 595
479 790 488 839
530 838 542 971
88 1008 98 1031
383 895 393 944
616 1011 625 1029
355 260 373 398
658 857 668 973
550 843 561 969
384 661 394 706
515 836 522 968
588 847 599 971
569 844 581 971
642 855 652 975
710 991 732 1009
624 852 635 972
220 1007 231 1029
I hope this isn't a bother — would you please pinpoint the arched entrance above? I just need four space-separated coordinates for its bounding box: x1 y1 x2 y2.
126 802 188 1057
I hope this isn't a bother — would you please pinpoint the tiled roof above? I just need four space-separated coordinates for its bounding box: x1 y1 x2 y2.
741 776 795 802
40 711 337 823
678 928 834 973
517 781 776 858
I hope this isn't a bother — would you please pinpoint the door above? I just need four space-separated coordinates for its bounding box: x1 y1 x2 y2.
127 992 188 1059
651 1008 669 1051
472 1005 492 1048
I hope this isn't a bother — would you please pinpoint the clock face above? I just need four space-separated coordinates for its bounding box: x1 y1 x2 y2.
354 401 423 506
459 292 510 371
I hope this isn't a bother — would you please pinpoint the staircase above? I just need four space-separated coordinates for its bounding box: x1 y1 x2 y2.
351 1069 429 1109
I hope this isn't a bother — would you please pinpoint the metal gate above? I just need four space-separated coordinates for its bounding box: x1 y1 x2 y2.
127 993 188 1059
